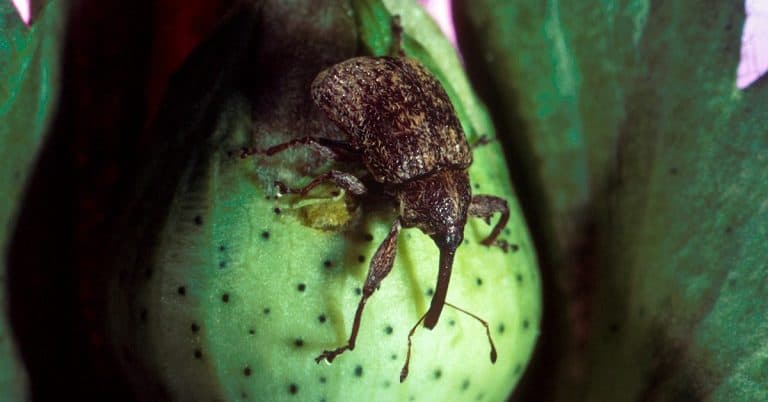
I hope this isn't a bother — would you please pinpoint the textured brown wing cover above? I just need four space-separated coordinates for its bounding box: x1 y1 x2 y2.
311 56 472 183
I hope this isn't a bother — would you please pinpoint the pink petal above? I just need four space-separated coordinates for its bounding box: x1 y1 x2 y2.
737 0 768 88
419 0 457 48
11 0 31 25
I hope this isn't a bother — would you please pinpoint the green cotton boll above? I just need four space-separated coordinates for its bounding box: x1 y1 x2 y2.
107 1 540 401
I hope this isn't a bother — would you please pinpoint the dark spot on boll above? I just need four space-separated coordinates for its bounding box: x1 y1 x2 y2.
297 283 306 292
194 215 203 225
670 167 678 175
318 314 327 324
194 349 202 359
426 288 434 296
384 325 393 335
448 319 455 327
249 328 255 335
513 364 522 375
383 381 391 388
241 392 248 399
288 384 298 394
177 286 186 296
476 277 483 286
516 273 523 283
390 353 397 360
510 243 519 252
323 260 333 269
263 307 271 315
294 339 304 348
609 323 620 333
357 255 365 263
522 319 530 329
244 367 252 376
219 261 227 268
274 207 282 215
222 293 230 303
354 287 362 296
219 244 226 252
319 376 326 384
461 379 470 390
497 323 505 334
433 369 442 379
503 228 511 235
191 322 200 332
363 233 374 242
354 365 363 377
261 231 270 239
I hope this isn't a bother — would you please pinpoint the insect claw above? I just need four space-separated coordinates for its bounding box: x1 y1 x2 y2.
314 351 333 364
315 345 351 364
239 146 256 159
274 181 289 196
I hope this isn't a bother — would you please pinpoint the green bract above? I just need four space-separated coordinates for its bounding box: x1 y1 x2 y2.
459 1 768 401
0 2 65 400
108 1 540 401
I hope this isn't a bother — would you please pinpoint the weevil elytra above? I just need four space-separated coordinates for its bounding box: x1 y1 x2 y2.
243 16 509 381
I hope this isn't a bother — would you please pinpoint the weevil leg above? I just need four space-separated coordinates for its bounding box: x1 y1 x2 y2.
315 218 402 364
275 170 367 197
390 15 405 57
471 134 495 149
468 195 510 248
237 136 358 161
399 310 427 382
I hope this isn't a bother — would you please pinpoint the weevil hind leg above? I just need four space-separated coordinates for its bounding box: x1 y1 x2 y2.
468 195 510 248
470 134 495 149
315 219 403 364
390 15 405 57
276 170 367 197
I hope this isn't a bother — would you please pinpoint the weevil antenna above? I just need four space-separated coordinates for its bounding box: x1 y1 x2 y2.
445 302 497 363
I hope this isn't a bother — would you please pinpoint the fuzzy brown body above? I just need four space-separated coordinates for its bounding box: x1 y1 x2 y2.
311 56 472 184
255 51 509 381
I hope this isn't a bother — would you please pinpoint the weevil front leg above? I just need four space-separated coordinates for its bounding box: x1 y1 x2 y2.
468 195 510 248
315 218 402 364
276 170 367 197
237 136 359 162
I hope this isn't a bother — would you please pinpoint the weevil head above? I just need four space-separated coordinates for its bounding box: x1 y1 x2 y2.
396 169 471 328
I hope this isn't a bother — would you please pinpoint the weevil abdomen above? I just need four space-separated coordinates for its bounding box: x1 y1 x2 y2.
311 56 472 184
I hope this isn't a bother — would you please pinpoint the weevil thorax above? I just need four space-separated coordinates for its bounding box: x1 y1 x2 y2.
311 56 472 184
